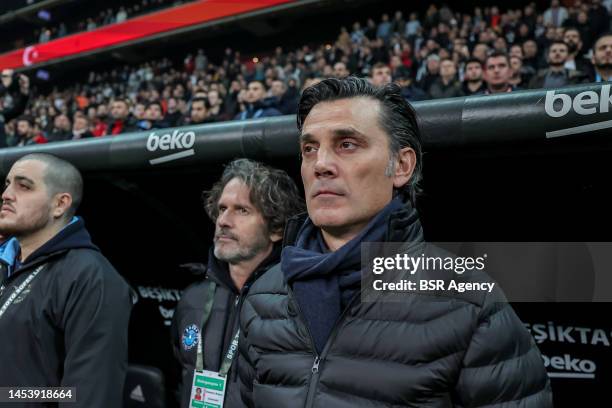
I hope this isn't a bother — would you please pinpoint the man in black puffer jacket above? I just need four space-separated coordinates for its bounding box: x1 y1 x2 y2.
238 77 553 407
171 159 304 408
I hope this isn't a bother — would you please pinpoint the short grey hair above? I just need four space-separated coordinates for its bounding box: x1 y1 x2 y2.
204 159 304 234
16 153 83 219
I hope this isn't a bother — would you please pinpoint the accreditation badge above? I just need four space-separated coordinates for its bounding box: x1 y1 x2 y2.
189 369 227 408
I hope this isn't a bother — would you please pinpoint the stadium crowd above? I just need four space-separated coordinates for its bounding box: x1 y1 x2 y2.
1 0 612 147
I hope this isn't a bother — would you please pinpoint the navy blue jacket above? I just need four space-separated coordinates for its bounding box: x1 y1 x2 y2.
0 217 132 408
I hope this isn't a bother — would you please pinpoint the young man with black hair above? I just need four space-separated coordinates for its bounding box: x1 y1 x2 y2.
590 32 612 82
234 81 282 120
462 58 487 95
0 153 132 408
528 41 589 89
483 52 516 94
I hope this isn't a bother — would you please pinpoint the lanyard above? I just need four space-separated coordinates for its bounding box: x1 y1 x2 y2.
0 265 44 319
195 280 241 377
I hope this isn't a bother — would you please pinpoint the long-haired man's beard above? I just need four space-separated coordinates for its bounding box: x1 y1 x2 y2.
566 43 578 54
214 228 270 264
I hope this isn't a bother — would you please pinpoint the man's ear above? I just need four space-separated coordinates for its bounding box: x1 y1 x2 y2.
270 229 283 243
52 193 73 219
393 147 416 189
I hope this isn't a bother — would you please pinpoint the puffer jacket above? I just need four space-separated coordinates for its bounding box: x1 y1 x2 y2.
238 207 553 407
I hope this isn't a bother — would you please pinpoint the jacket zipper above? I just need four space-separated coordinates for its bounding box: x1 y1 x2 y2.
231 286 248 383
287 285 361 408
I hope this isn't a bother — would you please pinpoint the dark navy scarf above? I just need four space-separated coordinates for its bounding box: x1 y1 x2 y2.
282 197 405 353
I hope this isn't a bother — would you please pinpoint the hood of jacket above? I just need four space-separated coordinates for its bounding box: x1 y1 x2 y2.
0 216 98 278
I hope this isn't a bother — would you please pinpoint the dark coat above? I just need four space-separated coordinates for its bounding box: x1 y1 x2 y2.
528 68 589 89
0 217 132 408
238 209 552 408
171 247 280 408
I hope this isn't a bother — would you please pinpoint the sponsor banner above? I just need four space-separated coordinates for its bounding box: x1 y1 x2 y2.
2 85 612 174
466 84 612 142
517 303 612 406
416 83 612 149
146 129 196 165
0 0 296 70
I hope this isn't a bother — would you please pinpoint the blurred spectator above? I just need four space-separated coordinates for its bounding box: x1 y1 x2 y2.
484 52 515 94
390 54 412 80
351 22 365 44
391 11 405 34
71 112 93 139
116 7 128 23
9 115 47 146
189 97 211 125
428 59 463 99
133 102 146 120
528 41 588 89
462 58 486 95
164 97 182 127
589 0 611 39
396 74 427 102
269 79 297 115
0 69 30 148
370 63 392 86
377 14 392 41
195 49 208 72
563 27 592 76
138 101 169 130
509 56 527 88
106 99 137 135
234 81 281 120
92 104 110 136
522 39 543 71
472 43 490 64
574 10 593 51
39 28 51 43
543 0 568 28
333 62 350 79
405 12 421 37
206 90 228 123
590 33 612 82
48 114 72 142
417 53 441 94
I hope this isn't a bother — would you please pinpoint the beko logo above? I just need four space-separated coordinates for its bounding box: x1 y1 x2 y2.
544 84 612 138
146 130 196 165
542 354 597 379
545 85 612 117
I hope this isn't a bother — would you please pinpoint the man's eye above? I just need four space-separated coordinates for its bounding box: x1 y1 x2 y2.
302 145 317 154
20 184 30 190
239 208 249 215
340 141 357 149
